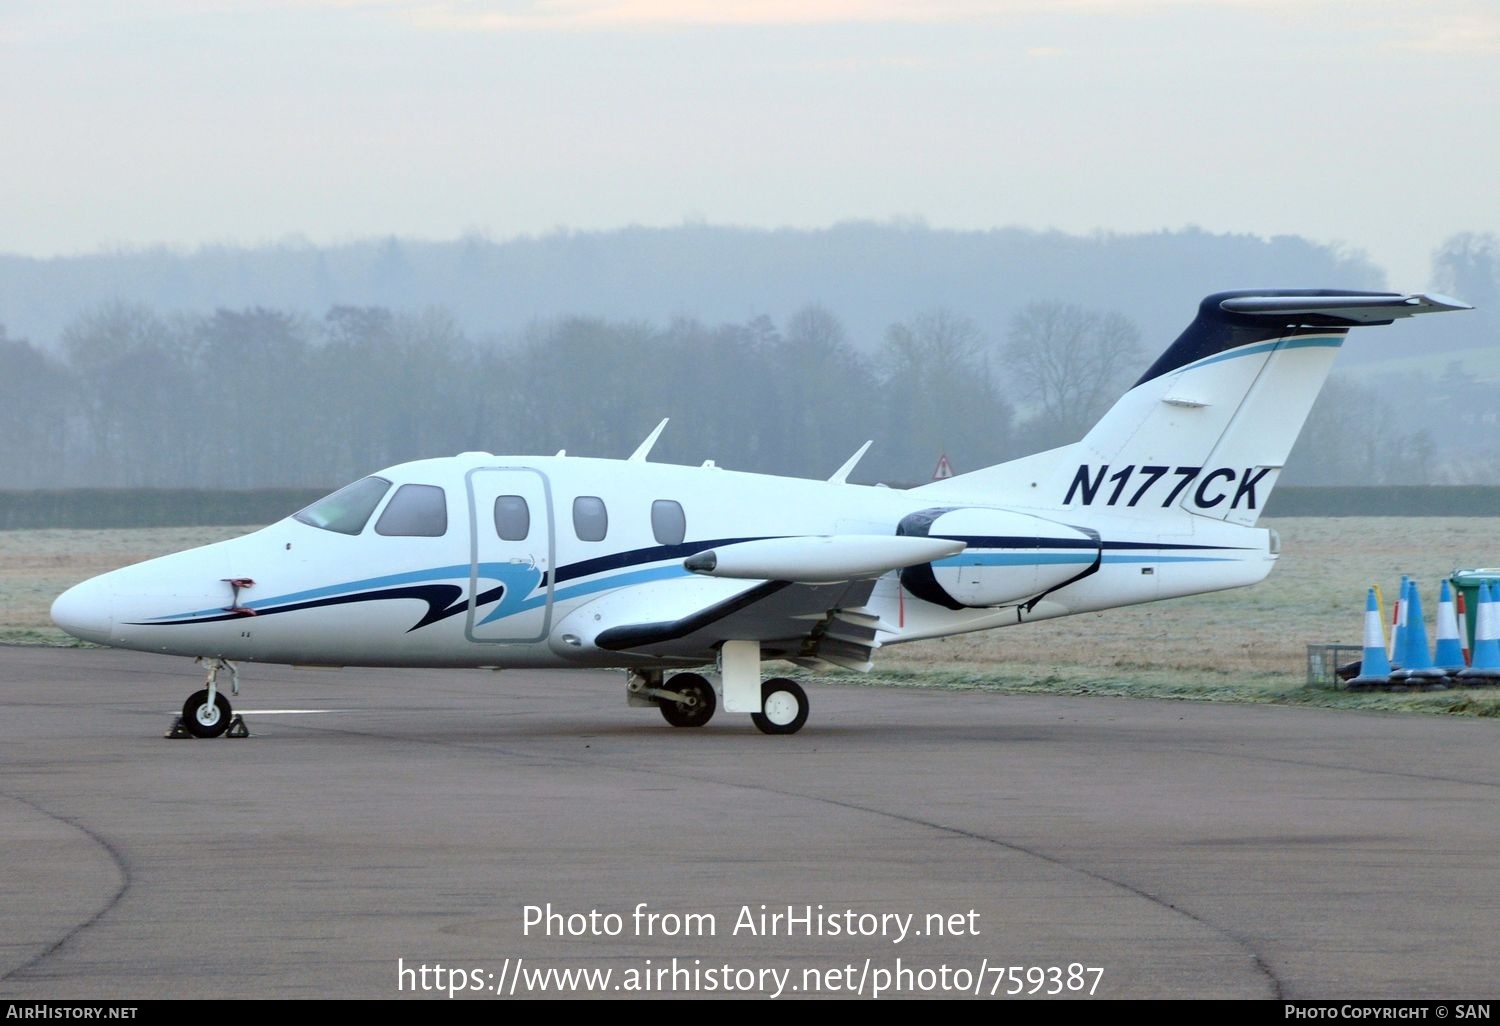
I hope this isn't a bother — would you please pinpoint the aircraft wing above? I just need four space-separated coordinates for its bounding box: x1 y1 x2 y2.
558 535 964 670
559 536 966 671
593 575 883 669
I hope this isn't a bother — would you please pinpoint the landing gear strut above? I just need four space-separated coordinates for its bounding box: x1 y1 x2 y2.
718 640 812 735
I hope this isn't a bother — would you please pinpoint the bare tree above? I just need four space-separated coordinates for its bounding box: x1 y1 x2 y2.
876 309 1012 480
771 305 875 477
1002 302 1142 449
0 326 71 487
1432 233 1499 353
59 301 194 486
1432 232 1499 309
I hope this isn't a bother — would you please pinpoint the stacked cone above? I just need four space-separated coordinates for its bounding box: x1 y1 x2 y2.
1390 575 1409 661
1433 580 1467 675
1393 579 1448 689
1458 581 1500 685
1348 587 1393 690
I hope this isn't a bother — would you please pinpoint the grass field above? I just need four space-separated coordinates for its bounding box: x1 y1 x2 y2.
5 519 1499 716
0 526 247 645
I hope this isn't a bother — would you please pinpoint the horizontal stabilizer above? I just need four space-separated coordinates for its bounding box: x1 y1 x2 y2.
684 535 965 584
1218 292 1471 325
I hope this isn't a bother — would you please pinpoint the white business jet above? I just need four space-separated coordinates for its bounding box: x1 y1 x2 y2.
52 290 1468 735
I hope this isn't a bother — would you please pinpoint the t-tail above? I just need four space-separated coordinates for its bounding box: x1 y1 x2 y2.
921 289 1470 522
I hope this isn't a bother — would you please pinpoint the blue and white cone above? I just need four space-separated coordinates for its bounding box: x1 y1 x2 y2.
1434 579 1467 675
1348 587 1393 690
1386 578 1410 683
1394 580 1447 687
1459 581 1500 685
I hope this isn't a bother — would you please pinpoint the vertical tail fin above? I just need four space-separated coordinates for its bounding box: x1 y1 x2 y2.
921 290 1470 522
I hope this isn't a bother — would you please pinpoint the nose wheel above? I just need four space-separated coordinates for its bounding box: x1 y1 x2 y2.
182 689 233 738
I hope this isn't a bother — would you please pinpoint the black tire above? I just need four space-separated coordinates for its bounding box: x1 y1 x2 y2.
751 678 808 735
659 673 716 728
182 689 232 738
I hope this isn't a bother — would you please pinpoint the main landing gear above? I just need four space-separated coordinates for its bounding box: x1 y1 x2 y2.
655 672 718 728
750 678 809 735
628 651 812 735
173 657 247 739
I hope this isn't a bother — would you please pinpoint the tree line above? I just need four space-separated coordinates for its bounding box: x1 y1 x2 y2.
0 296 1478 491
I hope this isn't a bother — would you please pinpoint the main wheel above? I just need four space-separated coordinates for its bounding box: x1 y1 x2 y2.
659 673 716 728
182 689 232 738
751 678 808 735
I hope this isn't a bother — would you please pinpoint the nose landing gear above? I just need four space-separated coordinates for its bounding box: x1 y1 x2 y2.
168 657 248 739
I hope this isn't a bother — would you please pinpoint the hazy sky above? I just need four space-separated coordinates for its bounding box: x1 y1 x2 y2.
4 1 1498 290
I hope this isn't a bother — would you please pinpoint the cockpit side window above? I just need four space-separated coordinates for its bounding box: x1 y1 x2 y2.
293 476 392 535
375 484 449 537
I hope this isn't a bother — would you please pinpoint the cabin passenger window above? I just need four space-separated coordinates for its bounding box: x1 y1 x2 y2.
293 476 391 535
494 495 531 541
651 499 686 546
572 496 608 542
374 484 448 537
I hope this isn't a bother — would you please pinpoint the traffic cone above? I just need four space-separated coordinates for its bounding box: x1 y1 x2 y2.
1458 582 1500 685
1396 580 1447 688
1457 589 1471 666
1389 576 1409 663
1433 580 1466 674
1348 587 1393 690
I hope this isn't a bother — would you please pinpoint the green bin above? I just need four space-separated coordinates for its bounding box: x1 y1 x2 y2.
1449 568 1500 649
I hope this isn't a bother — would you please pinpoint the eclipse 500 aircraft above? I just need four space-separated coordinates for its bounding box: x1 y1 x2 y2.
52 289 1468 736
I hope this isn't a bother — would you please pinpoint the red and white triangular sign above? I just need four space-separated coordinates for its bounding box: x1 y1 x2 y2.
932 454 954 480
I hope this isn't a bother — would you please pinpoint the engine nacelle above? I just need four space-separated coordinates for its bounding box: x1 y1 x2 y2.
898 507 1101 610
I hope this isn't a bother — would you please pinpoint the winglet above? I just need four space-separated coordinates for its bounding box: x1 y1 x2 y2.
828 440 874 484
629 418 670 462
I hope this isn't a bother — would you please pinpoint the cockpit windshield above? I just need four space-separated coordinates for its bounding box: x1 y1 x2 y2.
293 476 392 535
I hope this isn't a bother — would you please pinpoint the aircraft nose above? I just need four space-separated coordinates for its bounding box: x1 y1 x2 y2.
51 577 115 644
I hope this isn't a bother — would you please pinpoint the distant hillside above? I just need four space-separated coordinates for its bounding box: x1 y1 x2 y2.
0 223 1391 352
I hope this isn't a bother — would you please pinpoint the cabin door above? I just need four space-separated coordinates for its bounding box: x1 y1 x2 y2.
465 467 555 643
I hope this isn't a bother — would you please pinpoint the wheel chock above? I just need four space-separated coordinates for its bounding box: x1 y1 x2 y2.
164 717 192 739
226 715 250 738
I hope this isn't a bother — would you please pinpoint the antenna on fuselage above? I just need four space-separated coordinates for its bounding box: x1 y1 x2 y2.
828 440 874 484
628 418 670 462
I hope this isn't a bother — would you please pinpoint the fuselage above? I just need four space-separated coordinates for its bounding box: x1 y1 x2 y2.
51 451 1277 670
